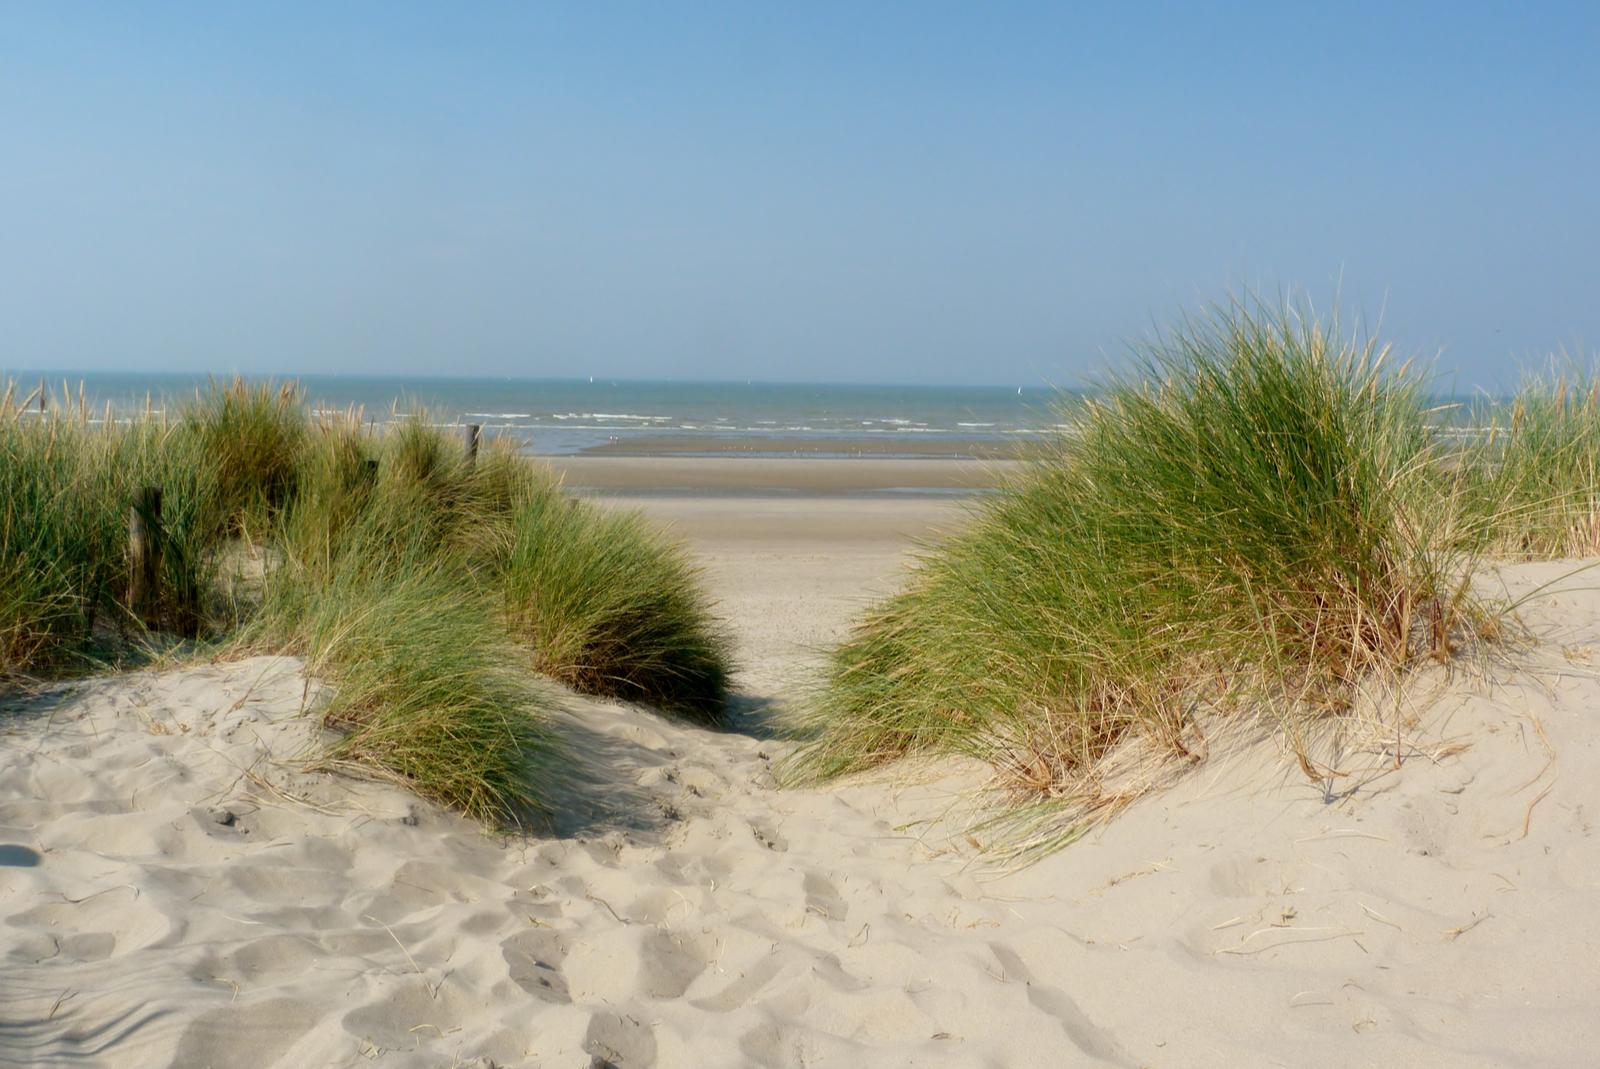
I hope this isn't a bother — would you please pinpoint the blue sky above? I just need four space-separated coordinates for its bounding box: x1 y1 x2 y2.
2 3 1596 388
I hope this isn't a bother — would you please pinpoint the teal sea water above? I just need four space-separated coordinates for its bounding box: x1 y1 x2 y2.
3 373 1065 455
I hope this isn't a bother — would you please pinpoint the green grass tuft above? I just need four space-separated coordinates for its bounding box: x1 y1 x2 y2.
0 394 222 671
246 558 547 823
1 386 732 823
796 293 1480 809
1463 358 1600 558
498 483 732 722
184 377 308 538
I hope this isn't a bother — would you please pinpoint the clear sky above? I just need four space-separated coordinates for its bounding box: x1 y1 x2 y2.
2 3 1596 388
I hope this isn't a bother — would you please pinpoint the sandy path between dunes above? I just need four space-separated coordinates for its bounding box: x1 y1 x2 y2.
3 494 1600 1068
598 495 968 697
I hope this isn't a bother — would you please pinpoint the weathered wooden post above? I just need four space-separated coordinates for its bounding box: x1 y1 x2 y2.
463 423 481 470
38 378 45 415
129 487 163 629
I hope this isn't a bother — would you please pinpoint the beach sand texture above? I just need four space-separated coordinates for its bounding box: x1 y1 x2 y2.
543 455 1020 494
3 490 1600 1068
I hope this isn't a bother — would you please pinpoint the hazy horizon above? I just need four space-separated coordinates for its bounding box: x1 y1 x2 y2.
0 366 1537 403
4 4 1596 390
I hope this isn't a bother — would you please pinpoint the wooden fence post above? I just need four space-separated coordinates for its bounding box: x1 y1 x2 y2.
463 423 481 469
129 487 163 629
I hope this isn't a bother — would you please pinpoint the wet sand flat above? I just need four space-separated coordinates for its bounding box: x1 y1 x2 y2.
576 435 1032 458
540 455 1021 494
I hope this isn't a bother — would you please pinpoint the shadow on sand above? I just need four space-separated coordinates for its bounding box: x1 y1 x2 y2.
520 688 791 842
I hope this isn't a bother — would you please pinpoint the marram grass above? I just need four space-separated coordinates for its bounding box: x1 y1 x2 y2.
0 381 732 823
233 411 545 820
237 410 731 818
794 295 1490 839
0 387 223 673
498 484 731 722
1463 358 1600 558
244 558 548 823
183 377 308 539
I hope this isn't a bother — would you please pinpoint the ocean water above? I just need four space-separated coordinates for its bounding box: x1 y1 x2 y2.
4 373 1065 455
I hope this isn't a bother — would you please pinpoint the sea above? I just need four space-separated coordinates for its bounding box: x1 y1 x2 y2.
3 373 1065 457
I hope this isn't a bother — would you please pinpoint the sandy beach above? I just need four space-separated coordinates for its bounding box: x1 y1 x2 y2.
573 437 1031 459
542 455 1020 495
4 459 1599 1068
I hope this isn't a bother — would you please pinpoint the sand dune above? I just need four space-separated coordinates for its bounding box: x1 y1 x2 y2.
4 508 1600 1067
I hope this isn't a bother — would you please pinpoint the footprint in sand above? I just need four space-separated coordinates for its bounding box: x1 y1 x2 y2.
802 871 847 922
585 1009 657 1068
749 820 789 852
501 928 572 1003
637 928 709 998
